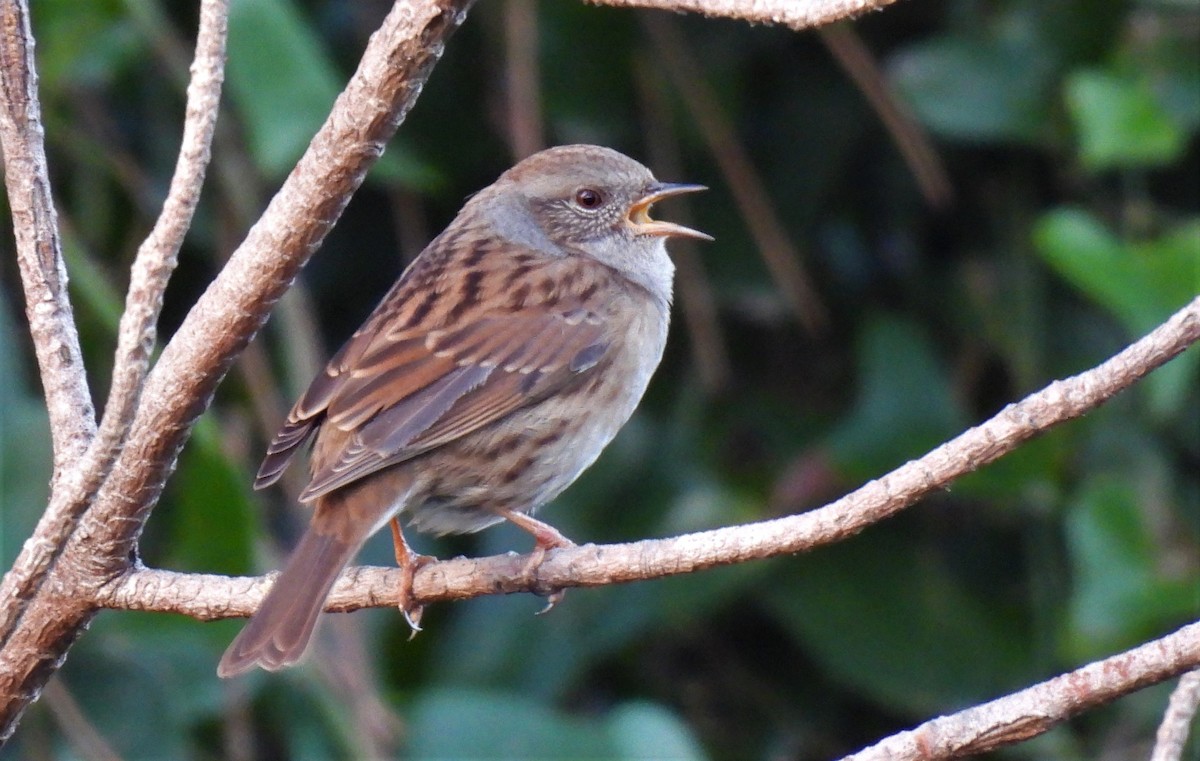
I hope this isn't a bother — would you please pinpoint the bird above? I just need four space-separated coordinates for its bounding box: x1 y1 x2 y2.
217 144 711 677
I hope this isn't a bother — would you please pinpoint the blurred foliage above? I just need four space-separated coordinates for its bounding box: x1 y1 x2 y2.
1 0 1198 759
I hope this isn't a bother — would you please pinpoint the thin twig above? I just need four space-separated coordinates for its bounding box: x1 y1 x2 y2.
1151 669 1200 761
93 0 227 543
390 188 431 264
0 0 97 473
503 0 544 159
818 23 953 209
40 680 122 761
636 53 731 393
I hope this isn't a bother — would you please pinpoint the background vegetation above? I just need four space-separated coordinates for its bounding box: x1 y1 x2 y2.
1 0 1197 758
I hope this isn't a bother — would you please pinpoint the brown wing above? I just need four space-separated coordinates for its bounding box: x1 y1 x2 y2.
254 234 615 503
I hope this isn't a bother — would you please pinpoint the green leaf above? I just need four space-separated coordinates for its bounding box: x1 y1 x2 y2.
827 318 966 480
763 530 1035 715
408 689 703 760
1131 220 1200 320
1033 209 1200 415
608 702 707 761
1035 209 1149 329
225 0 437 188
226 0 342 177
890 35 1053 143
1062 477 1198 660
1033 209 1200 333
1148 40 1200 131
1065 70 1186 170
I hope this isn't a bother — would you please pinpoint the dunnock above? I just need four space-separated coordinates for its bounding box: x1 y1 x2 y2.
218 144 710 677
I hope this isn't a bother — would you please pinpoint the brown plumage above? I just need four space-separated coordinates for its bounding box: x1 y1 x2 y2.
218 145 710 677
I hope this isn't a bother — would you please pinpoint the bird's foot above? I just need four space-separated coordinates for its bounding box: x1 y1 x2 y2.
497 509 576 614
390 517 434 637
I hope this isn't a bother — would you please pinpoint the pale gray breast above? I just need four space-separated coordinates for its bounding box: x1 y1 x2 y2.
402 288 670 537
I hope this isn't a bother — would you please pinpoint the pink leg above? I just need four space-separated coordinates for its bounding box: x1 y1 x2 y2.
390 517 433 635
496 509 576 613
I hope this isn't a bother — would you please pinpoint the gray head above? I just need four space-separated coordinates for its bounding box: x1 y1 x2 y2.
473 144 711 305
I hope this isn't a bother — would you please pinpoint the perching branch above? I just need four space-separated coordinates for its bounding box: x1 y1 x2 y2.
92 293 1199 756
97 296 1200 618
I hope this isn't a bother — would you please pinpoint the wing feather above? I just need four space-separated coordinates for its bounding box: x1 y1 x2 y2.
298 363 494 501
254 242 621 503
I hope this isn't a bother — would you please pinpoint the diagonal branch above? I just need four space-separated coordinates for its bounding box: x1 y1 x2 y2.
643 15 829 333
95 0 226 506
97 296 1200 620
844 621 1200 759
817 23 953 209
0 0 96 473
90 296 1200 760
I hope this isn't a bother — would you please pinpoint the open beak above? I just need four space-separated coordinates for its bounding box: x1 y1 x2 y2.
627 182 714 241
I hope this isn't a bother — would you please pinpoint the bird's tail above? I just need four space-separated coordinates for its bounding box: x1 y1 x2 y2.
218 476 409 677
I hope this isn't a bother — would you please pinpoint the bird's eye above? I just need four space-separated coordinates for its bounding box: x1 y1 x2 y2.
573 188 603 210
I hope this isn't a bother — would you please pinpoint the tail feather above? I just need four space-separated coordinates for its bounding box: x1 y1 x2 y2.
220 455 415 678
217 526 359 677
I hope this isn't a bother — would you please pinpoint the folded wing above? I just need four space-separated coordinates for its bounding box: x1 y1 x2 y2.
254 258 613 503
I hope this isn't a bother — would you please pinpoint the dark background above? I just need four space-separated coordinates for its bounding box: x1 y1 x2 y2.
1 0 1197 758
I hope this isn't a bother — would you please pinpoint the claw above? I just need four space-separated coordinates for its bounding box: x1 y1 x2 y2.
402 606 424 638
497 509 576 613
535 588 566 615
390 517 433 636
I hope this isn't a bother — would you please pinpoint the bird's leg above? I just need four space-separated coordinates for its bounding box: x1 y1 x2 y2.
389 517 433 636
496 508 576 614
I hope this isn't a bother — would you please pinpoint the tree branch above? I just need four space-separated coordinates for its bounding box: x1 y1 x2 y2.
1151 669 1200 761
0 0 96 472
95 0 226 505
0 0 475 740
96 296 1200 620
642 15 829 333
87 296 1200 761
589 0 903 30
0 0 227 654
845 621 1200 759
